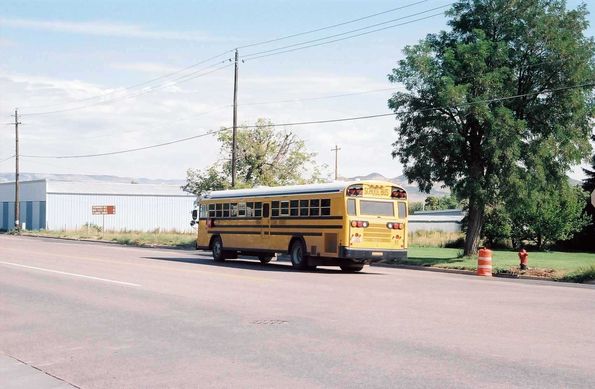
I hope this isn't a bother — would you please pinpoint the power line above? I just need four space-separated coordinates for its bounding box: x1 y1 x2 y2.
240 87 398 106
21 62 233 117
244 12 446 62
243 4 451 59
22 130 222 159
13 2 434 113
0 155 15 165
18 50 235 111
21 81 594 160
236 0 430 50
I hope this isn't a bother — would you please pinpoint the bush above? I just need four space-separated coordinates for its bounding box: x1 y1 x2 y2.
558 265 595 283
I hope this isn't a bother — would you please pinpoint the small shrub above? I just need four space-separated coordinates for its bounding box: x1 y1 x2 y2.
83 223 102 232
558 265 595 283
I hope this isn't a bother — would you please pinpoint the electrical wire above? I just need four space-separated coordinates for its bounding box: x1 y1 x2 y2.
243 12 446 61
236 0 430 50
21 62 233 117
21 81 594 159
0 155 15 165
243 4 451 59
18 50 235 111
240 88 397 107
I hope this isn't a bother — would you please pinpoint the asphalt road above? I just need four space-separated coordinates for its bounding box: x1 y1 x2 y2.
1 235 594 388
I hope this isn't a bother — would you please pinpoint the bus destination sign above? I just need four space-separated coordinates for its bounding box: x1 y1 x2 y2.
363 184 391 198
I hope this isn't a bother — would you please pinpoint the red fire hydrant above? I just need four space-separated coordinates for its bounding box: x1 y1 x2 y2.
518 249 528 270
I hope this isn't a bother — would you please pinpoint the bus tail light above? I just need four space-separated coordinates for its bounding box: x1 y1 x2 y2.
350 220 369 228
207 219 215 228
387 222 404 230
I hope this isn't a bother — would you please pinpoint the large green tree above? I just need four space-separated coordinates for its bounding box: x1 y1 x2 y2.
183 118 327 195
388 0 595 255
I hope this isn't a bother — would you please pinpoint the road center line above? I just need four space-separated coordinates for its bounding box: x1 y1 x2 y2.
0 261 141 287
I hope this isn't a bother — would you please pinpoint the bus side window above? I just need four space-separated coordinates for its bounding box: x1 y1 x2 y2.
310 199 320 216
321 199 331 216
299 200 309 216
271 201 279 217
280 201 290 216
254 202 262 217
290 200 299 216
347 199 356 216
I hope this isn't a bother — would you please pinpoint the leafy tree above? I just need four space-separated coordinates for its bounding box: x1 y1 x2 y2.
424 194 460 210
481 202 512 247
507 179 590 249
424 196 441 210
388 0 595 255
582 137 595 221
183 118 328 195
408 201 425 213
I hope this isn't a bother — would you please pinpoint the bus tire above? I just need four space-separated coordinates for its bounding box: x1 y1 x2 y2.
340 264 364 272
211 236 226 262
290 239 309 270
258 255 274 264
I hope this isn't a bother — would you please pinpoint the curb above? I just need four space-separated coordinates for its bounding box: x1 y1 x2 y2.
373 262 571 283
16 233 194 251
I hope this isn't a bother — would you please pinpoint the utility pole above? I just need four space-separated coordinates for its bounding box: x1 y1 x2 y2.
231 49 239 188
13 109 21 233
331 144 341 181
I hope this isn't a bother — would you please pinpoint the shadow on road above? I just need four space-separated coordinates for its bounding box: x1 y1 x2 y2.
141 255 386 275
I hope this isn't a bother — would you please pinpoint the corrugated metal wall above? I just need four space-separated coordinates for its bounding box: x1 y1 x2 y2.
0 201 46 231
0 180 47 230
46 193 194 232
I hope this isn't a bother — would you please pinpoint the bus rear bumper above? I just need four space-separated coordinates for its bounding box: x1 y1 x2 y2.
339 247 407 263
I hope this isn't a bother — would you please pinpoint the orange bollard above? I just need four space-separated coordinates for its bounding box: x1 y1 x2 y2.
477 248 493 277
518 249 528 270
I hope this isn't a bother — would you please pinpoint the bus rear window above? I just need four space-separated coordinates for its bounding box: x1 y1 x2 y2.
360 200 394 216
347 199 356 216
398 202 407 219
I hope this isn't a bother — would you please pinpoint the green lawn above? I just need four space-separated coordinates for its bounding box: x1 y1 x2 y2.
400 246 595 281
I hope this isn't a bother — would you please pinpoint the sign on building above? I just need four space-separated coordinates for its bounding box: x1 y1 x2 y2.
92 205 116 215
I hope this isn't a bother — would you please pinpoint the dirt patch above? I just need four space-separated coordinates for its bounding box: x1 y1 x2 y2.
499 266 566 279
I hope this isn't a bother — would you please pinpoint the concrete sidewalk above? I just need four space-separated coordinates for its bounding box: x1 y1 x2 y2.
0 354 74 389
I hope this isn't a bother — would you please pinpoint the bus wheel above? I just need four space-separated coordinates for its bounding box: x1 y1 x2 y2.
340 264 364 272
290 240 309 270
258 255 274 264
211 236 226 262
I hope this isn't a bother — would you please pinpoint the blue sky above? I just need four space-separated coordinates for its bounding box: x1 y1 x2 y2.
0 0 592 182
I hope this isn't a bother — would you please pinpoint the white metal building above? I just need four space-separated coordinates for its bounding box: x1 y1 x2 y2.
0 180 196 232
408 209 464 233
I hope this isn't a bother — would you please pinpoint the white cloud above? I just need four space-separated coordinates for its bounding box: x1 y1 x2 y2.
0 18 216 42
110 62 181 74
0 38 17 47
0 69 406 180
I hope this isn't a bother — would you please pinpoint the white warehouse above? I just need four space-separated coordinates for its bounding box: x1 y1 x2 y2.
0 180 196 232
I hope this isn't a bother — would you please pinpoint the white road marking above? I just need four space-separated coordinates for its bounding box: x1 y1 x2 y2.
0 261 141 287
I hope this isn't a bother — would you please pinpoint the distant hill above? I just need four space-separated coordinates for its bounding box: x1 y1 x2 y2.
0 171 445 201
0 173 185 186
1 171 582 202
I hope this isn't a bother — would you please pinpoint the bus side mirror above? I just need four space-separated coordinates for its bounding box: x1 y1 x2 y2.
190 220 196 226
191 210 198 221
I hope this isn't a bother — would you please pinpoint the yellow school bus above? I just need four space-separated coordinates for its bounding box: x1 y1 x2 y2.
195 181 408 272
